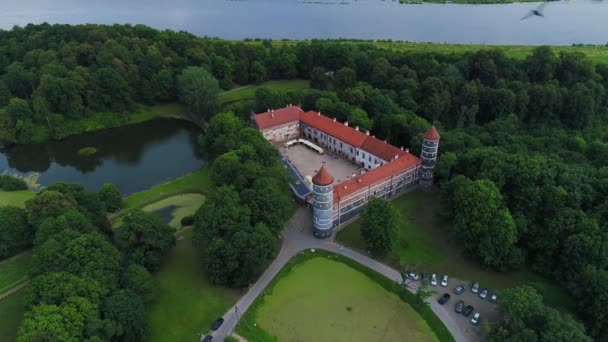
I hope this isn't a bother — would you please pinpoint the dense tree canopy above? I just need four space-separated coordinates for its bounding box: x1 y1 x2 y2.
177 66 220 122
0 206 31 258
360 198 399 256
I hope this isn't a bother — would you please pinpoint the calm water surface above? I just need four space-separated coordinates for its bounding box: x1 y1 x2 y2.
0 119 204 195
1 0 607 45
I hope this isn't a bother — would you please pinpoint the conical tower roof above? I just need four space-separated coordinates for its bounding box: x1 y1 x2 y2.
312 165 334 186
424 126 440 141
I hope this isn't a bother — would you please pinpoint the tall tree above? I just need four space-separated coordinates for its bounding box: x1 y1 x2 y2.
360 198 399 256
177 66 220 121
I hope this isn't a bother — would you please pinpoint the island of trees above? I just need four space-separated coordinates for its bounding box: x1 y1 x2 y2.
1 23 608 341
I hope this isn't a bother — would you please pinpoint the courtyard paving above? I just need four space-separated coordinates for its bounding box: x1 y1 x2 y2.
280 143 361 185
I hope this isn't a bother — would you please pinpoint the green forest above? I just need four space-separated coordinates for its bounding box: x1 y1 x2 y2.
1 23 608 341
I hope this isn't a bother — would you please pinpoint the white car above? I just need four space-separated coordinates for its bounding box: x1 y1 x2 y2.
406 272 419 280
471 312 480 325
430 274 437 286
441 275 448 287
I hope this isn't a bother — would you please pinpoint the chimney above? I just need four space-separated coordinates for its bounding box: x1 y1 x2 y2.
355 126 359 131
333 118 336 122
405 148 410 153
344 121 349 127
400 146 404 151
317 112 321 116
384 139 387 143
395 155 399 160
271 112 274 119
357 178 362 183
365 130 370 136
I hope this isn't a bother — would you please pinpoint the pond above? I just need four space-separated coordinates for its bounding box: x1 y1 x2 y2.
1 0 607 45
0 119 204 195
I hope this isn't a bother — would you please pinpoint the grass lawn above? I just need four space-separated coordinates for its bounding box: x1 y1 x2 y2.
219 79 310 106
0 251 32 296
148 229 241 342
0 288 26 342
128 102 190 124
122 167 211 210
142 194 205 229
0 190 35 208
336 190 575 311
238 256 439 342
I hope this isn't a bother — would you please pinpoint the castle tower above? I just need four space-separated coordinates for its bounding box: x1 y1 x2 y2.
420 126 440 188
312 165 334 239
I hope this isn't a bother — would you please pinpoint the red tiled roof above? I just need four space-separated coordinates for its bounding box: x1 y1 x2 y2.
333 154 421 203
300 111 368 148
361 136 407 162
424 126 440 141
312 166 334 186
254 106 303 130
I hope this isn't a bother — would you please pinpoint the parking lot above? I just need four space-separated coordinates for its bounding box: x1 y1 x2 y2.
429 276 499 340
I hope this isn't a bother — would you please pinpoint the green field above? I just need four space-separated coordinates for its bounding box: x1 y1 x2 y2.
122 167 211 210
336 190 575 310
0 288 26 342
0 252 32 296
128 102 190 124
141 194 205 228
148 229 241 342
238 256 439 342
265 40 608 65
219 80 310 106
0 190 35 208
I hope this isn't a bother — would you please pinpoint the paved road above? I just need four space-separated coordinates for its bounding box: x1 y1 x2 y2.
210 207 471 342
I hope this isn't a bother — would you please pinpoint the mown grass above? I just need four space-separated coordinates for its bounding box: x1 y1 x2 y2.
142 194 205 229
219 80 310 106
0 252 32 296
148 229 241 342
0 190 35 208
239 255 440 342
336 190 575 311
122 167 211 210
0 287 26 342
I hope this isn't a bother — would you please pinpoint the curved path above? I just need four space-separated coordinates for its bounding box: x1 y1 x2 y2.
212 207 469 342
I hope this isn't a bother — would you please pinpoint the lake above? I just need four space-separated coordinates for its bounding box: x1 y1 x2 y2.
0 119 204 195
1 0 607 45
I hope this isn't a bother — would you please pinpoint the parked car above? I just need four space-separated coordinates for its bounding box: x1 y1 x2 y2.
202 336 212 342
490 293 497 303
211 318 224 331
471 312 481 325
430 274 437 286
471 282 480 294
438 293 451 305
453 284 465 295
406 272 419 280
479 288 488 300
463 305 474 317
455 300 464 314
441 275 448 287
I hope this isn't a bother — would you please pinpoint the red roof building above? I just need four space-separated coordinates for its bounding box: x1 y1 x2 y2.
299 111 368 148
312 166 334 186
254 105 303 130
424 126 441 141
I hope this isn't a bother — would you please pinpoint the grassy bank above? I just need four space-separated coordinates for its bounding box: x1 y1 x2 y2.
0 288 26 342
400 0 538 3
0 252 32 296
122 167 211 210
336 190 575 310
148 229 241 342
265 40 608 65
219 79 310 106
0 190 35 208
238 250 452 342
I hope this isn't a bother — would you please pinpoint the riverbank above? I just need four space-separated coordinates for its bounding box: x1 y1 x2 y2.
399 0 539 4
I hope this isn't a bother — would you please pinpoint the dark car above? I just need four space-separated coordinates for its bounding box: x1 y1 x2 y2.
211 318 224 331
453 284 466 295
421 273 427 284
463 305 474 317
455 300 464 313
438 293 451 305
202 336 212 342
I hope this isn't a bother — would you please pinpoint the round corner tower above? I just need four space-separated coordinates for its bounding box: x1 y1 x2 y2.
312 165 334 239
420 126 440 188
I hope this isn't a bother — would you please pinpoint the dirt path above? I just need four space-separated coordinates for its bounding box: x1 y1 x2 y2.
0 280 29 301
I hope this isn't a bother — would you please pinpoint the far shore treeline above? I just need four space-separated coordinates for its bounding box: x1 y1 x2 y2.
1 23 608 341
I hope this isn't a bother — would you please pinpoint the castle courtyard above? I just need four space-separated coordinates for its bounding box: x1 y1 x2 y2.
279 143 361 186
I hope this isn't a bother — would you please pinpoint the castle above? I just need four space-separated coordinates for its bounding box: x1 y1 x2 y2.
254 105 440 238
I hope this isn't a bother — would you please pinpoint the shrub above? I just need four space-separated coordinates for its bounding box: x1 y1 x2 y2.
0 174 28 191
180 215 194 226
77 147 97 156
